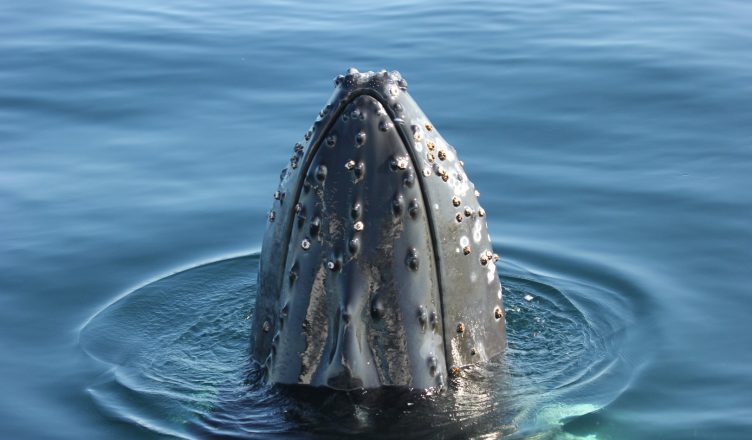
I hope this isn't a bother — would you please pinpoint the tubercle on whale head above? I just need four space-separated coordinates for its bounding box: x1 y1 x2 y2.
252 68 506 392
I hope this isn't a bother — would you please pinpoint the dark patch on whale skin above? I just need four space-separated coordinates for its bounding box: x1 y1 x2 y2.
252 69 506 392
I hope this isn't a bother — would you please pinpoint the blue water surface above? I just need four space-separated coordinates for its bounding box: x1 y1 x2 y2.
2 0 751 438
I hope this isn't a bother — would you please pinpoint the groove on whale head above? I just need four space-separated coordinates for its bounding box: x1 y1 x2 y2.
252 68 506 392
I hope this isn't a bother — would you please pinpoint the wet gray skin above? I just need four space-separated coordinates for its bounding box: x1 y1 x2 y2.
251 68 506 392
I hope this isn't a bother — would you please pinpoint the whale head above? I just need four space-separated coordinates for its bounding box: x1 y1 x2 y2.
251 68 505 392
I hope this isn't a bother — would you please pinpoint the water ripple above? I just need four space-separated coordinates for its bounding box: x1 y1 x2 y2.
79 248 644 439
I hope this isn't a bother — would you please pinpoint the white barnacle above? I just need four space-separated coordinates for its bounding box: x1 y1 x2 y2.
412 125 423 141
486 261 496 284
472 219 482 243
396 156 409 170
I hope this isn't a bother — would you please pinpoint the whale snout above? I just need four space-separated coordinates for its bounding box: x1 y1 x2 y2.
252 69 505 392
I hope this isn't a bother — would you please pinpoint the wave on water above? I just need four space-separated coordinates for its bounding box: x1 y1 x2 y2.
79 250 646 439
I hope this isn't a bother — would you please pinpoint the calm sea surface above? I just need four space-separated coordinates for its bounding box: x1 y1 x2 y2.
2 1 751 438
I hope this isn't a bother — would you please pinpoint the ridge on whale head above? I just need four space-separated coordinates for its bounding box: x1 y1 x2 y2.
251 68 506 392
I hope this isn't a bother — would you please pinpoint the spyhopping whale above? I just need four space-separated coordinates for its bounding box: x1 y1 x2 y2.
251 68 505 392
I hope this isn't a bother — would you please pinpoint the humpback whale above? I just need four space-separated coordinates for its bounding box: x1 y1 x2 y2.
251 69 505 392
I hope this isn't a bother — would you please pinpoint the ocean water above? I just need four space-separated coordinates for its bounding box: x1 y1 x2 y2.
2 0 751 438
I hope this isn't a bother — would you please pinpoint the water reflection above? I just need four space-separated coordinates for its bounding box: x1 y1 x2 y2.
79 251 641 438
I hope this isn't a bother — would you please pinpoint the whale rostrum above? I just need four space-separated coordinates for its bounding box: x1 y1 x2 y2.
252 69 506 391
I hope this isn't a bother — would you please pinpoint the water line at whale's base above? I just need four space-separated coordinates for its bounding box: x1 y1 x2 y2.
80 250 640 439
